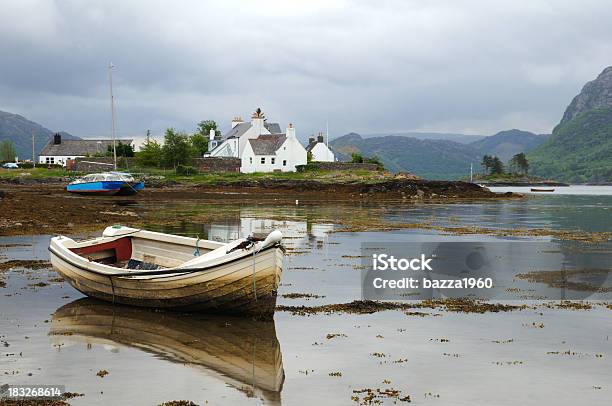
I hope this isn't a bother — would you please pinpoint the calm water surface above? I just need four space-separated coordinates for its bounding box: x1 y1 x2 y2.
1 192 610 405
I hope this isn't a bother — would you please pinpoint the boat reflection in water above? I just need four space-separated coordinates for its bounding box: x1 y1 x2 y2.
49 299 284 404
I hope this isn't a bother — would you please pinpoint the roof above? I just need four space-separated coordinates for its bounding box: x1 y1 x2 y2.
248 134 287 155
264 122 282 134
223 122 252 139
40 139 133 156
306 140 331 152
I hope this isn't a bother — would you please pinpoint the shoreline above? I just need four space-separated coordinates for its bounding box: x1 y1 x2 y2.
475 180 570 187
0 176 515 198
0 180 518 237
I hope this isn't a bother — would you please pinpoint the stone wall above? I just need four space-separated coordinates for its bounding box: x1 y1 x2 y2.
296 162 380 172
74 157 136 172
192 157 241 173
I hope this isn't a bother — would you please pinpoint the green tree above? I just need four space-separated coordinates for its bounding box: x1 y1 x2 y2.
107 142 134 158
509 152 529 175
0 141 17 162
162 128 191 168
351 152 364 163
366 155 384 170
190 133 208 157
490 156 504 175
197 120 219 138
136 139 163 167
481 155 494 174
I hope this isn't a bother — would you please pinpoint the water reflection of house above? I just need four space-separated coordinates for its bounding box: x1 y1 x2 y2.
206 220 242 242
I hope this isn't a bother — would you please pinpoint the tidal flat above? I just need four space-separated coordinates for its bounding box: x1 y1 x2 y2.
0 185 610 405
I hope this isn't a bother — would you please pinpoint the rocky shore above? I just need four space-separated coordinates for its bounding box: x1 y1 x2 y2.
187 178 513 199
0 179 516 236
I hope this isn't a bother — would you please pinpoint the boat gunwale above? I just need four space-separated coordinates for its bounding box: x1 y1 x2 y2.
49 242 281 279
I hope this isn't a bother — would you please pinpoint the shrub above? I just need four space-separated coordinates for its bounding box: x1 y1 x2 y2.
176 165 198 176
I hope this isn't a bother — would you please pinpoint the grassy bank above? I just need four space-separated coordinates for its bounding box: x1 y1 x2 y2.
0 167 73 179
0 166 396 185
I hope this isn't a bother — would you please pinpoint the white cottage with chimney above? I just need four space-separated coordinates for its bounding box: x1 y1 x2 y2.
38 133 133 167
306 133 335 162
206 108 307 173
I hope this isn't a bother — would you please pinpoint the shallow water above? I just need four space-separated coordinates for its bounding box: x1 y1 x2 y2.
488 185 612 196
1 193 610 405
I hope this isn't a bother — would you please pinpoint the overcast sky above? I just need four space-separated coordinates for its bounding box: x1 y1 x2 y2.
1 0 611 141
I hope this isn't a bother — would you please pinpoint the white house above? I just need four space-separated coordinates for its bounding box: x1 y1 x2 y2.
39 133 133 166
306 134 335 162
206 108 307 173
241 123 307 173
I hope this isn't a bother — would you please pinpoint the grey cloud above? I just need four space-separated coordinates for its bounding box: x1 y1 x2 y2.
0 0 611 140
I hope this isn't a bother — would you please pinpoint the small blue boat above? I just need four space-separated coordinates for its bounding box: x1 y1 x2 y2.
67 172 144 196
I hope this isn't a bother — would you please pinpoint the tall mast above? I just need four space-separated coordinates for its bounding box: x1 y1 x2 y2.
326 120 329 146
32 129 35 168
108 62 117 170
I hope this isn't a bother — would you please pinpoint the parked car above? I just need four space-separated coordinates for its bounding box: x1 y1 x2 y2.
2 163 19 169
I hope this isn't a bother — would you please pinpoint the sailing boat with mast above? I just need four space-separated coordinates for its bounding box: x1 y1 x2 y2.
66 63 144 195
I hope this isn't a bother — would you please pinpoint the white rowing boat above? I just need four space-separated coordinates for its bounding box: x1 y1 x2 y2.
49 225 284 319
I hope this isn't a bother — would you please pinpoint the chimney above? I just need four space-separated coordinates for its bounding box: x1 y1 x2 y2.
317 134 324 143
209 129 216 141
308 137 315 144
231 116 243 129
53 133 61 145
251 108 265 134
286 123 296 138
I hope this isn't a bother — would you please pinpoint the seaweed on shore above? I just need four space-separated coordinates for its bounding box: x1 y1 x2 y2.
276 298 526 316
516 269 612 293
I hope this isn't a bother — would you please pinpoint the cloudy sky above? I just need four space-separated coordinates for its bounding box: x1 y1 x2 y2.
1 0 611 141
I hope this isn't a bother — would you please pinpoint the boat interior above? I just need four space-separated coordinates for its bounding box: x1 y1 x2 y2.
70 235 223 270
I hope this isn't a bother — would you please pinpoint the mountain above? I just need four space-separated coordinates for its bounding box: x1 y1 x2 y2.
528 67 612 182
362 132 486 144
560 66 612 125
469 129 549 161
0 110 79 160
330 133 481 179
528 107 612 182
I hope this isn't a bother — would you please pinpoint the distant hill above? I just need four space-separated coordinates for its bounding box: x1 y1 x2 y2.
0 110 79 160
469 129 549 161
529 67 612 182
330 133 480 179
362 132 486 144
529 107 612 182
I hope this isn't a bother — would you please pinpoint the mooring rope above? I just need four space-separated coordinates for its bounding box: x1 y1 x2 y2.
252 248 257 301
108 275 116 305
194 235 201 256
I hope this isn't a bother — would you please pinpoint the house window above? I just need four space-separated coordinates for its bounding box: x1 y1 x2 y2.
249 157 252 164
283 160 287 166
271 157 275 164
45 157 54 164
261 157 265 164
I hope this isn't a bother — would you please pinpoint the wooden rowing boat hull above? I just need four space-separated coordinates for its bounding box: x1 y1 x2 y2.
530 188 555 192
50 246 284 320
